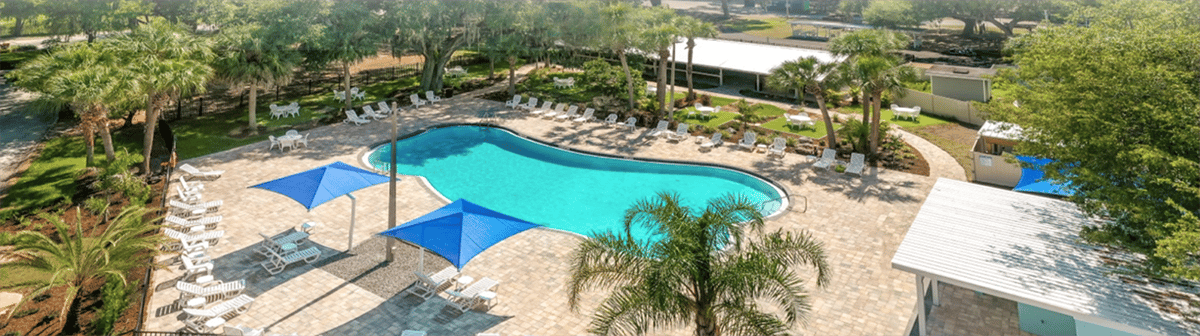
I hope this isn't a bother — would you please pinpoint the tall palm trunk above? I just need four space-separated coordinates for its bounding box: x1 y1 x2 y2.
141 94 168 173
618 50 636 110
860 90 869 125
507 56 517 96
868 90 883 157
657 48 670 114
686 39 696 99
84 124 96 166
248 82 258 135
812 88 837 150
96 113 115 162
694 310 719 336
343 62 352 112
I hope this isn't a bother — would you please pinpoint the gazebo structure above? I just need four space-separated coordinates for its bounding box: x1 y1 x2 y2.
649 38 840 93
923 64 1000 102
893 178 1200 336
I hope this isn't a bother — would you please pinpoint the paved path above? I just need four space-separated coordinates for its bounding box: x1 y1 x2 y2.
0 72 54 207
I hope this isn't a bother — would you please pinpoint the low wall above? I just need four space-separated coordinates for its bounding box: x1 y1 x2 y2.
894 88 987 126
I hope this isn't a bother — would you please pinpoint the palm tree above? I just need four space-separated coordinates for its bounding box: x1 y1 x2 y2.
677 16 717 100
0 206 163 334
855 55 914 157
113 21 215 174
828 29 910 157
213 24 302 135
593 2 644 111
9 43 130 166
766 57 845 150
305 0 380 113
640 7 680 115
568 192 831 336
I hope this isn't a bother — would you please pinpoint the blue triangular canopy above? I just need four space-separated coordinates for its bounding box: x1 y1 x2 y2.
1014 156 1075 197
251 161 390 210
378 199 540 269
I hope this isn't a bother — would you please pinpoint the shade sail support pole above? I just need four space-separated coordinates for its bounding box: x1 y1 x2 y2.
385 102 399 262
347 193 357 252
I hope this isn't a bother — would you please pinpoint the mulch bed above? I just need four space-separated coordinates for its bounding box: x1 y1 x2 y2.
0 170 166 336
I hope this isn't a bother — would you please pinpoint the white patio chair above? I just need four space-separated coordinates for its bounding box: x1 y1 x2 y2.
668 123 690 141
166 215 222 232
178 176 204 193
519 97 539 110
268 135 281 151
845 152 866 176
813 148 838 170
529 101 553 116
646 120 670 138
376 101 393 115
333 90 345 101
767 137 787 157
425 90 442 104
343 110 372 125
169 199 222 217
700 133 723 149
402 266 459 300
352 87 365 101
620 117 637 130
504 94 522 108
285 102 300 117
181 253 213 278
222 325 263 336
543 103 566 119
183 294 255 333
410 94 428 108
602 113 618 125
737 131 757 151
361 106 387 120
178 164 224 180
573 108 596 124
255 231 310 257
175 185 202 203
178 279 246 302
555 105 580 121
261 246 321 275
268 104 286 119
297 133 309 148
444 277 500 313
163 228 223 252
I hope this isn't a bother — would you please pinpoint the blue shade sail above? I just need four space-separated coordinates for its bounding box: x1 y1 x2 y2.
378 199 540 269
251 161 390 210
1014 156 1075 197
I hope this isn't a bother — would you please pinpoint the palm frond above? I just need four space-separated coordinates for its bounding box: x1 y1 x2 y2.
588 285 692 336
713 302 792 336
567 232 654 310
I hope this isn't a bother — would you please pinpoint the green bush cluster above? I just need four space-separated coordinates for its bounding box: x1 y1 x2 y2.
83 197 109 215
96 151 151 205
91 276 137 336
580 60 643 98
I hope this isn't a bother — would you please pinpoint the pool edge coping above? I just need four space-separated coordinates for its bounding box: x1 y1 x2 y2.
355 122 793 223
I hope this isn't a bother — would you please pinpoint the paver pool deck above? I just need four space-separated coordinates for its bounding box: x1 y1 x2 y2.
145 96 943 336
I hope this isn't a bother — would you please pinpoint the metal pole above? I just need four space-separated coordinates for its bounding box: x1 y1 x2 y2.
347 193 357 252
385 101 398 262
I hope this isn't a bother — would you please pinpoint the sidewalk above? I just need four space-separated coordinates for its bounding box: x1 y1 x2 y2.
0 71 56 207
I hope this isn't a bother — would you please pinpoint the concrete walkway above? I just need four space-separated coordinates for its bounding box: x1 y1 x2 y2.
0 72 55 207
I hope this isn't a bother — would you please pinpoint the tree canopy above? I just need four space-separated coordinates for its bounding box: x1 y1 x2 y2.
984 0 1200 279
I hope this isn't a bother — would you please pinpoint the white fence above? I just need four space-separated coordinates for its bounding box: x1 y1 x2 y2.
894 89 987 126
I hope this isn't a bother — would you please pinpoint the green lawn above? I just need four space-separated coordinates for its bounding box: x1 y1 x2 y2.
3 128 143 213
723 17 793 39
759 116 830 139
839 104 952 128
673 111 739 129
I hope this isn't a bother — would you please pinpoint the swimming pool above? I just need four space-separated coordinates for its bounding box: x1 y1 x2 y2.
364 125 784 241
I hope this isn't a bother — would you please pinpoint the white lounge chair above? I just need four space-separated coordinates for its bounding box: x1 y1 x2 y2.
166 215 222 231
425 91 442 104
700 133 723 149
177 279 246 302
181 253 213 278
555 105 580 121
183 294 255 333
519 97 538 110
620 117 637 130
255 231 310 257
529 101 553 116
646 120 670 138
402 266 459 300
573 108 596 124
602 113 618 125
410 94 428 108
361 106 387 120
444 277 500 313
504 94 522 108
178 164 224 180
376 101 393 115
261 246 321 275
543 103 566 119
175 185 202 203
164 228 223 252
813 148 838 170
169 200 222 217
737 131 757 151
178 176 204 193
668 123 690 141
343 110 372 125
767 137 787 157
845 152 866 175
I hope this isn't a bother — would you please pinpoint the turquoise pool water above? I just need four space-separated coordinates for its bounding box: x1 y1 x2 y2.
365 126 782 240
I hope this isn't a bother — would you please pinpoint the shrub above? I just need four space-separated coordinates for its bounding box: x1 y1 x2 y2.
84 197 109 215
96 151 151 205
5 331 22 336
755 136 770 145
92 276 137 335
785 137 798 147
698 94 711 106
719 131 731 140
835 164 847 173
732 98 752 113
580 60 643 98
702 126 717 135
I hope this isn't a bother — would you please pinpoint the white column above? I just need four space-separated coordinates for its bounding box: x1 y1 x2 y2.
932 278 941 306
915 274 927 336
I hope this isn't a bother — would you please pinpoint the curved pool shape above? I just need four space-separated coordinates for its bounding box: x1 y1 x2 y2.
365 126 783 241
